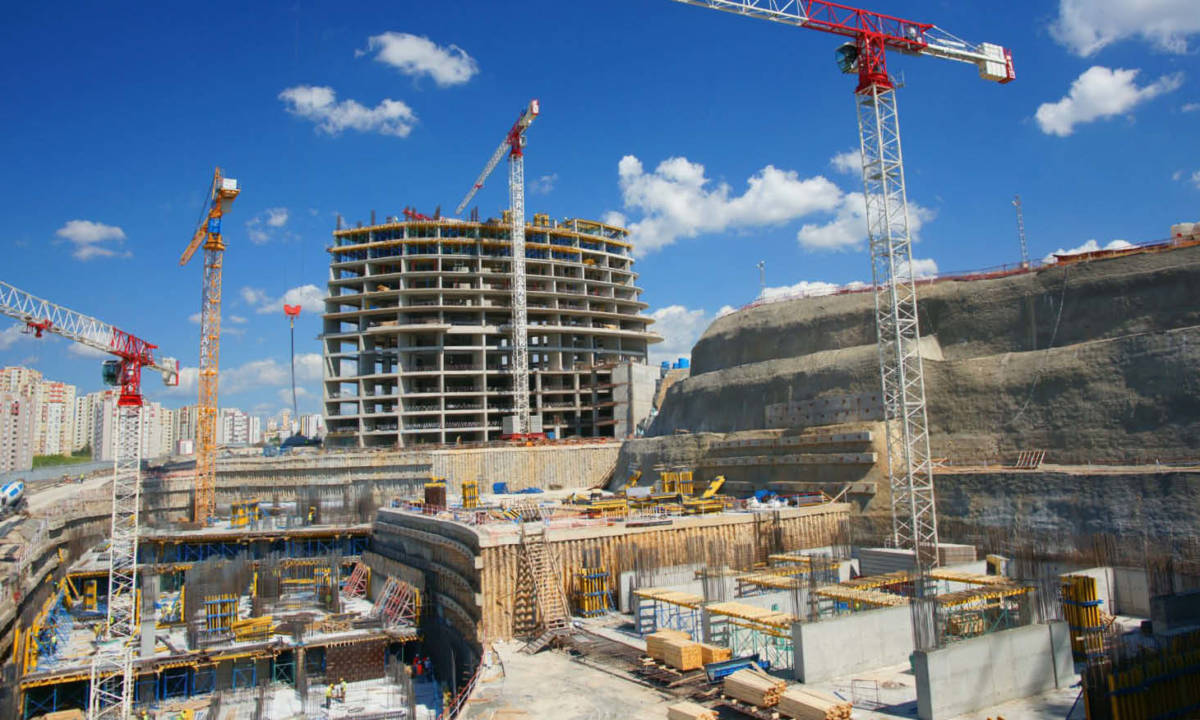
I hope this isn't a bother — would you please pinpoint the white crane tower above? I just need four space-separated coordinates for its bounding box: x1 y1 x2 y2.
671 0 1014 570
456 99 541 437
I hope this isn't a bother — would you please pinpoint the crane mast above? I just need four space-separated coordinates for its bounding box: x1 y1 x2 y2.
670 0 1013 574
180 168 239 524
456 100 540 436
0 281 177 720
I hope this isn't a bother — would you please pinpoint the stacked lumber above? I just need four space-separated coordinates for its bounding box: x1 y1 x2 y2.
723 667 786 707
699 643 732 664
778 687 852 720
666 701 717 720
646 630 703 670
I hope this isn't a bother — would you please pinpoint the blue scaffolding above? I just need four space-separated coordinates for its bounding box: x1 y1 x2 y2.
632 588 704 640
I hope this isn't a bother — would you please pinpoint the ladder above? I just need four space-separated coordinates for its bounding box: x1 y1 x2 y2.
520 526 571 653
342 561 369 599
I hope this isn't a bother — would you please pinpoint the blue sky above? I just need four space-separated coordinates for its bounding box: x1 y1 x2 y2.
1 1 1197 418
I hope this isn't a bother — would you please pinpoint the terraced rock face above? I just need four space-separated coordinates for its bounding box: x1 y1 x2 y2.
650 245 1200 465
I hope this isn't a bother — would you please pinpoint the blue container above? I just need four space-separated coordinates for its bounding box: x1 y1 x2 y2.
660 361 670 370
546 431 556 440
492 482 509 494
678 357 690 369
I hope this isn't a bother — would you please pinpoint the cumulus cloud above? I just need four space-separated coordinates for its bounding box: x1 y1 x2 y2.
648 305 714 365
897 257 939 279
359 32 478 86
242 284 325 315
616 155 841 254
529 173 558 195
55 220 129 260
68 343 109 359
222 352 323 395
1193 171 1200 190
0 324 28 351
758 279 868 302
1183 102 1200 113
1043 239 1134 263
279 85 417 137
245 207 290 244
829 150 860 175
1035 66 1183 137
189 312 201 324
796 192 935 252
1051 0 1200 56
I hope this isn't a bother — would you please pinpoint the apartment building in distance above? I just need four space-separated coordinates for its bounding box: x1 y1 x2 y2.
0 392 35 473
323 212 661 447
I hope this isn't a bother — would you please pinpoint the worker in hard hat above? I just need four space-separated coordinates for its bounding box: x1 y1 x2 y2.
325 682 334 709
339 677 348 702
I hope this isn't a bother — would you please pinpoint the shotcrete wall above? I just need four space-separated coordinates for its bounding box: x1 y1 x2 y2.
651 246 1200 464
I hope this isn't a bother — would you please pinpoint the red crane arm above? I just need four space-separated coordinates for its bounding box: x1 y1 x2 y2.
673 0 1013 89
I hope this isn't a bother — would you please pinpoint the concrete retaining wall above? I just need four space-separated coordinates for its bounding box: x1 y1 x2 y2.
914 621 1075 720
792 605 913 683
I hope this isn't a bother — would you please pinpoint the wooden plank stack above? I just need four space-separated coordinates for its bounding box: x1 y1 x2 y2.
723 667 786 707
646 630 703 671
666 701 718 720
777 687 853 720
699 643 732 664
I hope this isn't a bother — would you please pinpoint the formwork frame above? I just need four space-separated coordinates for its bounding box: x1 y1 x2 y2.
632 589 704 639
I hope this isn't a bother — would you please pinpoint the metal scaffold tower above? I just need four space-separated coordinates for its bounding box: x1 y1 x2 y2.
671 0 1015 571
0 280 178 719
179 168 240 523
1013 194 1030 268
456 99 541 437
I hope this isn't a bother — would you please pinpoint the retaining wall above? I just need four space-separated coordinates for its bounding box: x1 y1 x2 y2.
913 621 1075 720
791 605 914 683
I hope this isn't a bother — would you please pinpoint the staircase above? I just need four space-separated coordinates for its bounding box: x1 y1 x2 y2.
520 526 571 653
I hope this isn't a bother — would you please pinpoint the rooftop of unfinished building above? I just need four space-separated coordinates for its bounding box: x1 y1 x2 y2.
330 211 634 248
379 491 850 547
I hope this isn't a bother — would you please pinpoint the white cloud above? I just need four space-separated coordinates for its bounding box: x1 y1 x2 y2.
67 343 109 359
616 155 841 254
829 150 860 175
1191 171 1200 190
1043 239 1134 263
245 207 290 244
221 352 323 395
1035 66 1183 137
242 284 325 315
715 305 736 319
601 211 627 228
189 312 201 325
1183 102 1200 113
55 220 129 260
758 279 868 302
1051 0 1200 56
279 85 417 137
230 315 248 324
277 386 312 405
0 324 28 351
897 257 939 279
529 173 558 195
648 305 714 365
796 192 935 252
359 32 478 87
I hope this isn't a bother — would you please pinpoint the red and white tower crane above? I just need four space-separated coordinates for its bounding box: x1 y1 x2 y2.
0 280 178 719
671 0 1013 571
456 99 541 437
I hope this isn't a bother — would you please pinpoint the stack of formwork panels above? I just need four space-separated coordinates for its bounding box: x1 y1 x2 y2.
723 668 785 706
778 687 852 719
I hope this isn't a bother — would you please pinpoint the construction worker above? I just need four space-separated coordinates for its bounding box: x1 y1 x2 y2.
325 682 334 709
339 677 348 702
413 655 423 677
307 506 316 525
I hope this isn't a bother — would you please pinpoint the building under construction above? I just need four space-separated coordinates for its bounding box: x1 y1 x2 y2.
322 213 662 448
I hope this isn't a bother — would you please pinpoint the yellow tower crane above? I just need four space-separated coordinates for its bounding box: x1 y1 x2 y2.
180 167 239 524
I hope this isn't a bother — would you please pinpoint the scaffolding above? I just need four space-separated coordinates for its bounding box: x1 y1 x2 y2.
632 588 703 639
704 602 795 671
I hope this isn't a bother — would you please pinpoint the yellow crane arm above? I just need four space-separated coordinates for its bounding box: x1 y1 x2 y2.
179 225 206 266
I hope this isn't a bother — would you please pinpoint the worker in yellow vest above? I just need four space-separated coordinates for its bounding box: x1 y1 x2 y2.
325 683 334 708
339 678 347 702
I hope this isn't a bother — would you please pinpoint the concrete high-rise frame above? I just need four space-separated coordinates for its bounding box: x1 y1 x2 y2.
322 213 661 447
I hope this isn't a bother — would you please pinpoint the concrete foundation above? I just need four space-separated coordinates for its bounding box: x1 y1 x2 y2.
913 621 1075 720
791 605 913 683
